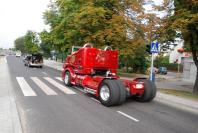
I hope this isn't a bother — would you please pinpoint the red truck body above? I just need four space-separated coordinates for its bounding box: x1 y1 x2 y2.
62 44 156 106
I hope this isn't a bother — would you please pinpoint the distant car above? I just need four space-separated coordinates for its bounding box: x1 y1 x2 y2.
15 51 21 57
24 54 43 68
158 67 167 75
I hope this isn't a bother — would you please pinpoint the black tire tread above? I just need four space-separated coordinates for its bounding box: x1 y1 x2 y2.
136 79 157 102
99 79 121 106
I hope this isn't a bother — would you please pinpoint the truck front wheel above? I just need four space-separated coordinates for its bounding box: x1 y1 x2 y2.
99 79 126 106
64 71 72 86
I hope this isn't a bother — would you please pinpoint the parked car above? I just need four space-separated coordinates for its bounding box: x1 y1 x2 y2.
158 67 167 75
24 54 43 68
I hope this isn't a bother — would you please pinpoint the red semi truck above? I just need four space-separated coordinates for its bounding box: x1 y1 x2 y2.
62 43 156 106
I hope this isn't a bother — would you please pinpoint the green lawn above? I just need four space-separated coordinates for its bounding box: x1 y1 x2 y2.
159 88 198 101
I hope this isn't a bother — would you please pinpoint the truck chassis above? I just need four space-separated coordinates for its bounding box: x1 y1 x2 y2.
62 44 156 106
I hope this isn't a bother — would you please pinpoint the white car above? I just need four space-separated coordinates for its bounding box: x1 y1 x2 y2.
15 51 21 57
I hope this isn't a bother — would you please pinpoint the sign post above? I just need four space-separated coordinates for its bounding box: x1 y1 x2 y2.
150 42 159 82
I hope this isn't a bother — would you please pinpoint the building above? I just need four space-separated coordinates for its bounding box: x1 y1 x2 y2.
183 57 197 83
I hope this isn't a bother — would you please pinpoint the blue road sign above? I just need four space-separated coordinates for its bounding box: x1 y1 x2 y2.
150 42 159 53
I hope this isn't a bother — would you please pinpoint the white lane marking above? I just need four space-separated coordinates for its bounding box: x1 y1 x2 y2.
42 72 47 75
44 77 76 94
16 77 37 96
117 111 139 122
90 97 101 104
55 77 62 81
4 57 7 63
31 77 57 95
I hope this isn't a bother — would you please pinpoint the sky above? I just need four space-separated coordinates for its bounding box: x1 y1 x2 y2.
0 0 50 49
0 0 163 49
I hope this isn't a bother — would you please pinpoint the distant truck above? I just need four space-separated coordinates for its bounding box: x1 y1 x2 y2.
62 43 157 106
15 51 22 57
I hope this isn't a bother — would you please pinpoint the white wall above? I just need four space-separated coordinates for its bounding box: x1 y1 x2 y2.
169 39 184 63
183 58 197 83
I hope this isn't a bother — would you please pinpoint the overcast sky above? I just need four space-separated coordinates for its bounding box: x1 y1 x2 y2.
0 0 50 49
0 0 163 49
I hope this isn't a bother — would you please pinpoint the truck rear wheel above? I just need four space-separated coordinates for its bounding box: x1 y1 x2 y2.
64 71 72 86
99 79 126 106
135 79 157 102
114 80 126 105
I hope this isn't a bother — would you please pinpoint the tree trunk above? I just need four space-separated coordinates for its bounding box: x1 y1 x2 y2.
194 70 198 94
189 34 198 94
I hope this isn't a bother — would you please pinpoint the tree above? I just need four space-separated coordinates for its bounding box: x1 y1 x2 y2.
43 0 165 72
24 30 40 54
39 30 53 57
162 0 198 94
14 36 25 53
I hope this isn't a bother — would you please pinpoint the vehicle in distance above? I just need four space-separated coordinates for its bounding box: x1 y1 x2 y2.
15 51 21 57
62 43 157 107
158 67 167 75
24 54 43 68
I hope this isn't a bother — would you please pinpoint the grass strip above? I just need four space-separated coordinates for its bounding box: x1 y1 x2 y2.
159 88 198 101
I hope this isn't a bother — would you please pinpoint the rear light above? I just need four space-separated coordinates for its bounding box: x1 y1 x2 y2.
134 83 144 89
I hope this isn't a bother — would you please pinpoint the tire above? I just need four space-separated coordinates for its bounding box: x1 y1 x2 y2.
135 79 157 102
99 79 126 106
114 80 126 105
64 71 72 86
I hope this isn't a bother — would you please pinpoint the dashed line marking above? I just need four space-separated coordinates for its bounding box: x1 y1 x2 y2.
117 111 139 122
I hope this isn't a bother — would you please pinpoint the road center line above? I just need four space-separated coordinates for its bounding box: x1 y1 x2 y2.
117 111 139 122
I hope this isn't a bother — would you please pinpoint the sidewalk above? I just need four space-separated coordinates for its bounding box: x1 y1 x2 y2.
0 57 22 133
44 59 63 71
44 59 198 113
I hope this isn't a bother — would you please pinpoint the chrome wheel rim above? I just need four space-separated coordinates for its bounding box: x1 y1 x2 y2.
100 85 110 101
64 73 69 84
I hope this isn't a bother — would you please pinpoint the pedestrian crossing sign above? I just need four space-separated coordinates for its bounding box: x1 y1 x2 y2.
150 42 159 53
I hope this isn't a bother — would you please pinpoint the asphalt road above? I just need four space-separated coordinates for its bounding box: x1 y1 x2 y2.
6 56 198 133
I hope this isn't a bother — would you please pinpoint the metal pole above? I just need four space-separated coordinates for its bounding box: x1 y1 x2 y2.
150 53 154 81
177 62 180 78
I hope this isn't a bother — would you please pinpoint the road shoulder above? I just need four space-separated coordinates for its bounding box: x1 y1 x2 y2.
0 57 22 133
